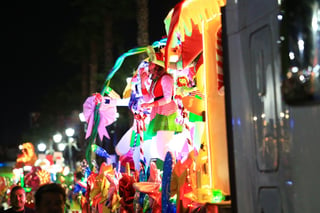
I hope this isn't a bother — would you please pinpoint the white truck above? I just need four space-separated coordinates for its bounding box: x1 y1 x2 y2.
223 0 320 212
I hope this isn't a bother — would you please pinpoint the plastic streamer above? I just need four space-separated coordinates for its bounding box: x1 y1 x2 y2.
86 39 167 170
91 144 110 159
101 38 167 95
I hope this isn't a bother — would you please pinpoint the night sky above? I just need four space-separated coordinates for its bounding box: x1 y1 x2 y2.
1 1 80 146
0 1 179 147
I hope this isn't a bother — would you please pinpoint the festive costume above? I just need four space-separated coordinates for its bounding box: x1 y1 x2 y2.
142 70 183 161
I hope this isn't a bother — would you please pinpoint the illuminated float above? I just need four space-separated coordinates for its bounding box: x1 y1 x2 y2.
81 0 231 211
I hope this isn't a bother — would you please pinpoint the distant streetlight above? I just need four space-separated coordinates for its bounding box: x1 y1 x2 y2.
65 127 76 172
65 128 75 137
53 132 63 143
57 143 66 152
78 112 86 122
37 143 46 152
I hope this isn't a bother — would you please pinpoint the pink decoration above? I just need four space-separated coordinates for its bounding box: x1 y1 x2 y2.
83 94 117 140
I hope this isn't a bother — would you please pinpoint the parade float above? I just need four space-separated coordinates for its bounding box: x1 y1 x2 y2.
81 0 231 212
0 0 231 212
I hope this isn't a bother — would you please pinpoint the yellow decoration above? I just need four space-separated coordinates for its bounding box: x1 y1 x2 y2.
36 169 51 185
16 142 38 168
203 16 230 194
181 95 205 115
89 163 115 213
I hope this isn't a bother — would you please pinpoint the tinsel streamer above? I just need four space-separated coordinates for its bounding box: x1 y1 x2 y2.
85 102 101 170
101 39 167 94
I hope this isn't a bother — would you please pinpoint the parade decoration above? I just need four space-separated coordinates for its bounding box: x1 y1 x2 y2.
89 162 114 212
16 142 38 168
163 0 226 71
83 93 117 168
91 144 110 160
24 166 41 190
161 152 175 213
0 176 8 198
83 94 117 141
0 1 231 212
75 0 231 212
118 173 136 212
133 161 163 212
83 40 167 170
170 150 196 212
105 173 121 212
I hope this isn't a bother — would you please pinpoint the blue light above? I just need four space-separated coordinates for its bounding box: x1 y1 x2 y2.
285 180 293 186
237 118 241 126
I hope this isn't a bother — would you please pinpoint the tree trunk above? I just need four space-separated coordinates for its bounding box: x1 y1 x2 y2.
81 56 89 100
136 0 149 60
89 40 98 93
104 14 113 71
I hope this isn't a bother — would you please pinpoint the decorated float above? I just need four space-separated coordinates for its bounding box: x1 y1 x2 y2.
81 0 231 212
0 0 231 212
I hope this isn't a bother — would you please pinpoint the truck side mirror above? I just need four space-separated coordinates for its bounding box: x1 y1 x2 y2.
280 0 320 105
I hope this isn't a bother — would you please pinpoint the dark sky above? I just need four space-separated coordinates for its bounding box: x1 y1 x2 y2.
0 1 179 146
1 1 79 146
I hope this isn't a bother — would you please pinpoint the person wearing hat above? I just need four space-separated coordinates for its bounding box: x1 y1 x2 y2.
140 49 182 162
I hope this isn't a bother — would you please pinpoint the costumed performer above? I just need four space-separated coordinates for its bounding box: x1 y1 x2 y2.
140 54 182 162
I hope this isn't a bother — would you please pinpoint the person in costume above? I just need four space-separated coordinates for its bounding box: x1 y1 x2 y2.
140 54 182 161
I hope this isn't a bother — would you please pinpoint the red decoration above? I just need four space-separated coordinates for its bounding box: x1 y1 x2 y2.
177 76 189 87
118 174 136 213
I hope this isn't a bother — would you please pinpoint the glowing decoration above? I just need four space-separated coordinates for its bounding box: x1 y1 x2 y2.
164 0 226 71
0 176 6 194
170 150 197 212
216 27 224 95
24 166 41 190
16 142 38 168
212 189 225 203
34 158 51 170
177 76 189 87
181 95 205 116
83 38 167 170
184 188 225 204
36 169 51 185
